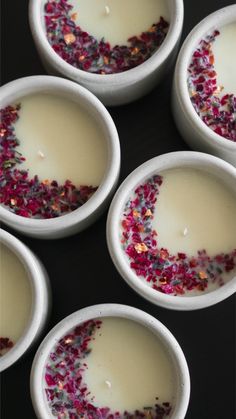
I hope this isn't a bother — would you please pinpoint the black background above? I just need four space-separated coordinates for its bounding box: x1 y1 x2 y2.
1 1 236 418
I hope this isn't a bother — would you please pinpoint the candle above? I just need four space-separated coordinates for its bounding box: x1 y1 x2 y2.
44 0 169 74
69 0 169 47
32 305 190 417
121 168 236 296
187 23 236 142
44 317 174 418
0 243 32 356
0 93 107 218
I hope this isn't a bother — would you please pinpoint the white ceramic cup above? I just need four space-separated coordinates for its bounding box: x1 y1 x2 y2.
0 75 120 239
172 5 236 167
0 229 51 372
30 303 190 419
29 0 184 106
106 151 236 310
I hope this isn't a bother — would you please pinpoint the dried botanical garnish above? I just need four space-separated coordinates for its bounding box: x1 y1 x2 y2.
0 104 97 218
188 30 236 142
121 175 236 295
44 0 169 74
0 337 14 356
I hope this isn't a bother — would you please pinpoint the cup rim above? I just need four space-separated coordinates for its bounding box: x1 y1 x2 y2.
0 75 120 238
174 4 236 152
30 303 190 419
106 151 236 310
0 229 50 372
29 0 184 84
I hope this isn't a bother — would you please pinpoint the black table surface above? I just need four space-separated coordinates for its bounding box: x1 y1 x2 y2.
1 1 236 418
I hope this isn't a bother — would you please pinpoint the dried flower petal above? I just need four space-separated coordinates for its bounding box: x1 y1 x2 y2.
64 33 76 45
135 242 149 253
0 337 14 356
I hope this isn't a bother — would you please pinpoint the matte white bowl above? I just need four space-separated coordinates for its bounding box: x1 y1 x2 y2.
172 5 236 167
0 229 50 372
106 151 236 310
0 76 120 239
30 303 190 419
29 0 184 106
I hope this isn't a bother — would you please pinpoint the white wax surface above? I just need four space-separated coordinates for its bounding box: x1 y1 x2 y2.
153 168 236 257
0 244 32 345
212 23 236 96
70 0 169 46
83 317 174 412
14 94 107 186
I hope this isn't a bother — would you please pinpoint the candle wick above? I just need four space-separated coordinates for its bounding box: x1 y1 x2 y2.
183 227 188 236
37 150 45 159
105 5 110 15
105 380 112 388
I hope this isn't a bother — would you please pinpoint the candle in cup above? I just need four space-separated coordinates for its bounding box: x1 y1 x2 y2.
121 168 236 295
44 0 170 74
44 317 174 418
0 243 32 356
0 93 107 218
188 23 236 142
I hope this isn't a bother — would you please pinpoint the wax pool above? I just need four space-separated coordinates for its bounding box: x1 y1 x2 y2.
212 23 236 96
153 168 236 257
69 0 169 46
0 244 32 356
14 93 107 186
188 23 236 142
121 168 236 295
45 318 174 418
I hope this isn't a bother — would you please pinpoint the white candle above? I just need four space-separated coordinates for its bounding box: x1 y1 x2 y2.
187 21 236 143
69 0 169 47
120 166 236 296
45 317 175 416
153 168 236 257
14 93 107 186
0 244 32 354
212 23 236 96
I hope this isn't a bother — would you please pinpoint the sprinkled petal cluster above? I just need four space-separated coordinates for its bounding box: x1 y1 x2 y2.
45 320 172 419
0 337 14 356
44 0 169 74
0 105 97 218
121 175 236 295
188 30 236 142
